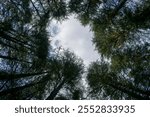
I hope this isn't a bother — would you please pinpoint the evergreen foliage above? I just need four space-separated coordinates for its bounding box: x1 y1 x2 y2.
0 0 149 100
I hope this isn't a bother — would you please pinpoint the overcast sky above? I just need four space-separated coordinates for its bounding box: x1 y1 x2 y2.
52 16 99 66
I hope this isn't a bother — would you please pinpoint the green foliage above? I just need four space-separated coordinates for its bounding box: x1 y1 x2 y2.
0 0 84 100
0 0 149 100
77 0 150 99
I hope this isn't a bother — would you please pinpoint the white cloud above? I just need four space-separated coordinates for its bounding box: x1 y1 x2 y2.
52 16 99 66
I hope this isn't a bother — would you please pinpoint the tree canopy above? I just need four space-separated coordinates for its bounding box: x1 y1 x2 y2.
0 0 149 100
70 0 150 99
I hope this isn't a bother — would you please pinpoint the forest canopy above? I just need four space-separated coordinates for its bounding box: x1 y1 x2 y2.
0 0 150 100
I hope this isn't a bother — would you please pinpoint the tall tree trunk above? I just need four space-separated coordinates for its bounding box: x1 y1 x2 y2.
0 31 34 50
0 54 32 64
46 79 66 100
0 74 50 96
0 39 19 51
0 71 48 80
108 82 150 100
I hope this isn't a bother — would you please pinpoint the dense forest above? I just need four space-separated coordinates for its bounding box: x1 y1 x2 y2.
0 0 149 100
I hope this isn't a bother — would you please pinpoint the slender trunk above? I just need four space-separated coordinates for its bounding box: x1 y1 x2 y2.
0 39 19 51
9 0 24 15
37 0 46 13
0 38 41 58
120 84 150 97
30 0 42 19
7 29 36 45
108 82 150 100
0 31 34 50
46 79 66 100
117 82 150 98
0 74 50 96
0 54 32 64
0 71 48 80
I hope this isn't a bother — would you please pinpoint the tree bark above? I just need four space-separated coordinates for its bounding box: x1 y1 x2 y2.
0 74 50 96
46 79 66 100
0 31 34 50
0 71 48 80
0 54 32 64
108 82 150 100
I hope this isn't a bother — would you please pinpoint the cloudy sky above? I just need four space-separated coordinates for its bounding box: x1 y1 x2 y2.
52 16 99 66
